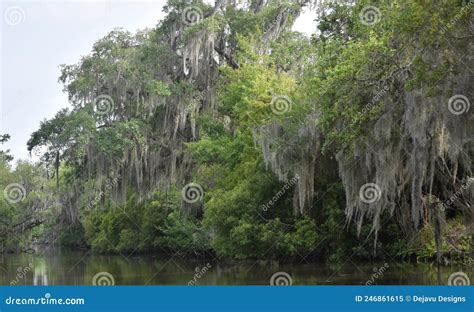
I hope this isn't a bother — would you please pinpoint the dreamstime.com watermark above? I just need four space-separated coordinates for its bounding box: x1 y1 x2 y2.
182 182 204 204
447 94 470 115
441 177 473 211
5 293 85 305
361 85 390 116
270 271 293 285
261 176 299 211
359 5 381 26
182 5 203 26
188 263 211 286
3 183 27 204
85 175 121 211
440 1 474 34
365 263 389 286
270 94 293 116
93 94 114 116
92 272 115 286
346 84 390 133
187 87 210 115
263 5 298 33
3 6 26 26
9 263 34 286
448 271 470 286
359 183 382 204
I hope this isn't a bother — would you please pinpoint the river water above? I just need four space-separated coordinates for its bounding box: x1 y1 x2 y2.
0 248 471 285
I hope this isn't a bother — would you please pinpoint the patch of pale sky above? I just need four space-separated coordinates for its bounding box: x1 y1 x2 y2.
0 0 316 162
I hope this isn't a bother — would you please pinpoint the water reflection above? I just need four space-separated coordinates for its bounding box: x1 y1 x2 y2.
33 259 48 285
0 248 471 285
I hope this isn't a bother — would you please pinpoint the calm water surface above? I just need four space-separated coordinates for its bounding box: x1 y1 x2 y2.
0 248 471 285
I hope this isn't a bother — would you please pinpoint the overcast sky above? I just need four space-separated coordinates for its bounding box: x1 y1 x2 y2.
0 0 316 162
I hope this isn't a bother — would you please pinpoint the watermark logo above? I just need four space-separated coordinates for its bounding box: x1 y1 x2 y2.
10 263 34 286
4 6 26 26
263 6 297 33
359 6 381 26
270 272 292 286
261 176 298 211
92 272 115 286
365 263 389 285
440 1 474 34
85 175 121 212
448 271 470 286
441 177 473 211
359 183 381 204
181 183 204 204
186 87 210 115
270 95 292 115
182 6 203 26
3 183 27 204
361 85 389 115
93 95 114 116
448 94 470 115
188 263 211 286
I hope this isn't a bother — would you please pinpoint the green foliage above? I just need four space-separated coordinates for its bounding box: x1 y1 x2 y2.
10 0 471 264
0 134 13 162
414 218 472 263
83 189 210 254
145 80 172 96
59 222 86 248
0 159 57 252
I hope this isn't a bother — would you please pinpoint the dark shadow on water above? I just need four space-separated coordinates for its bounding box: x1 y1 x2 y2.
0 248 471 285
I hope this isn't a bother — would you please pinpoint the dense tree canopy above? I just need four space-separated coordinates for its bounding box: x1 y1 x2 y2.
1 0 472 263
